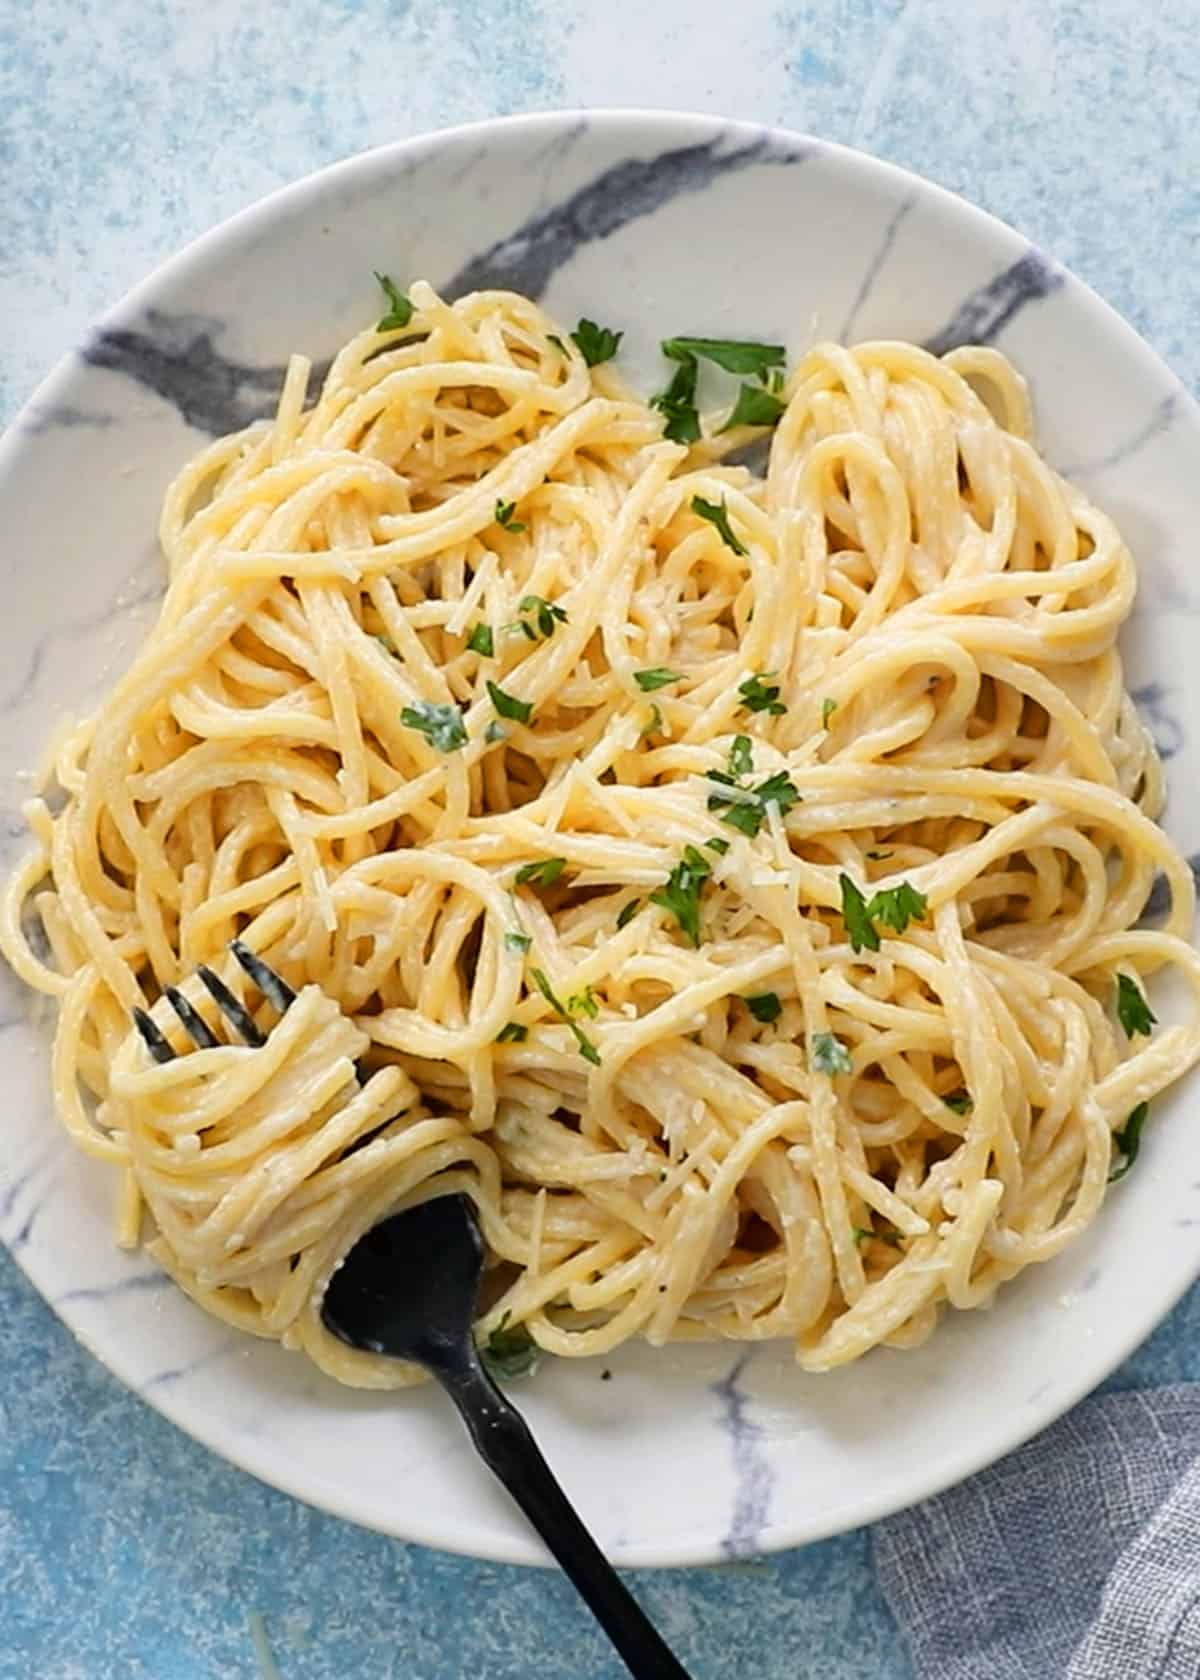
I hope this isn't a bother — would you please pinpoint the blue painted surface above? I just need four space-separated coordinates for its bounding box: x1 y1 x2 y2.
3 2 1200 1674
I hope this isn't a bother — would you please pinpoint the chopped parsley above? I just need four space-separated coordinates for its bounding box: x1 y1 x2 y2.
839 873 928 950
754 771 801 814
744 992 782 1024
649 844 713 948
1109 1101 1150 1183
943 1091 973 1116
496 1021 528 1043
487 680 533 724
691 494 748 557
615 897 642 930
504 931 532 954
566 985 599 1019
720 382 786 432
707 769 800 839
514 857 566 889
518 594 568 640
529 967 601 1064
737 672 786 715
660 337 785 377
374 272 414 331
705 837 730 855
480 1316 541 1380
634 667 682 692
729 735 754 779
811 1032 853 1076
571 318 623 367
641 703 664 739
1115 973 1156 1039
822 697 838 728
466 622 494 657
495 499 526 533
852 1223 902 1248
485 720 508 744
401 699 468 753
840 873 879 953
649 354 701 443
870 881 929 934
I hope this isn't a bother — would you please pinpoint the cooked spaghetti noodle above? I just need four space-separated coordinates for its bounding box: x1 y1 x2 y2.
4 280 1199 1387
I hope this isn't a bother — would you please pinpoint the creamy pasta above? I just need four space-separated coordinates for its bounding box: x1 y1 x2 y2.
4 279 1198 1387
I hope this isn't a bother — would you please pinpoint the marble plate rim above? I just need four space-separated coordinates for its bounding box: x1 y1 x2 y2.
3 105 1199 1567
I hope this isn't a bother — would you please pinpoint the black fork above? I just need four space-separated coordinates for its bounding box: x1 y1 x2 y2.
132 940 296 1062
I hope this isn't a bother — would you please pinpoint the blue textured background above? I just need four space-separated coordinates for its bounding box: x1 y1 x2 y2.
3 3 1200 1675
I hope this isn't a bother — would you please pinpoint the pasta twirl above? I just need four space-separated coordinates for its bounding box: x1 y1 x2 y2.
4 280 1198 1388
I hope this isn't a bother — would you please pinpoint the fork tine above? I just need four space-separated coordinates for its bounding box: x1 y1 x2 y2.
165 986 221 1050
229 939 296 1012
196 965 266 1047
133 1006 177 1064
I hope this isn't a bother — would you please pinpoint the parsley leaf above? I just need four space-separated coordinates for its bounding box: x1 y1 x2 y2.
650 354 701 443
485 721 508 744
634 667 682 692
706 837 730 855
641 703 664 739
571 318 623 367
720 803 765 839
720 382 786 432
570 1024 603 1067
737 673 786 715
840 874 928 948
495 499 526 533
754 771 801 815
811 1032 853 1075
504 931 531 954
852 1223 902 1248
566 985 599 1019
374 272 414 331
530 966 566 1011
1109 1101 1150 1183
867 881 928 935
515 858 565 889
661 337 785 377
729 735 754 779
487 680 533 724
401 700 467 753
615 897 642 930
466 623 494 657
943 1091 973 1115
822 697 837 728
649 844 713 948
496 1021 528 1043
481 1316 541 1381
691 494 749 557
519 594 568 640
745 992 782 1024
1116 973 1157 1039
708 769 800 839
840 873 880 953
529 967 601 1064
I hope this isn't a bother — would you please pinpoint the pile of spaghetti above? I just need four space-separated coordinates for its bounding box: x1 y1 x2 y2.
5 279 1199 1387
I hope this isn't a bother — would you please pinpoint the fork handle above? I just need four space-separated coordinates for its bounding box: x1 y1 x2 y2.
434 1352 693 1680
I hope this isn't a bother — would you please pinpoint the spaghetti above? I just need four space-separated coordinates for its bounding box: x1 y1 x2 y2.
4 279 1199 1387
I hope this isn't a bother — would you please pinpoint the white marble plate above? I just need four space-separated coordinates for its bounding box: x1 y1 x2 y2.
1 110 1197 1567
